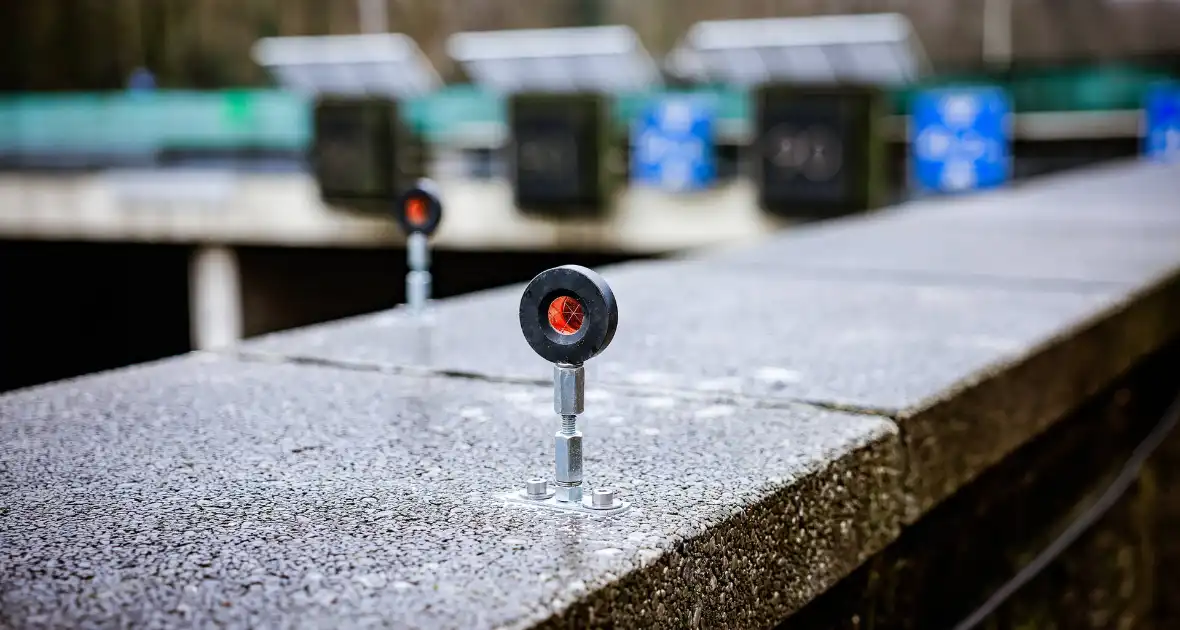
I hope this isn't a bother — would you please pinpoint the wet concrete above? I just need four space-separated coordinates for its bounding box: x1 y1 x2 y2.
4 160 1180 628
778 337 1180 630
242 161 1180 522
0 355 899 629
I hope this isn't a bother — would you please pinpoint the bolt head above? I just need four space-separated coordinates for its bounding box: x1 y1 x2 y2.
525 478 549 497
592 487 617 508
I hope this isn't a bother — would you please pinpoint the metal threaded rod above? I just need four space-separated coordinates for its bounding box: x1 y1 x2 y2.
406 232 431 313
553 365 585 502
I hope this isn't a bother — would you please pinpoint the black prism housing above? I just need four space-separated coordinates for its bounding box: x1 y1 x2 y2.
753 83 887 219
507 93 618 217
519 265 618 366
312 96 426 214
394 184 444 236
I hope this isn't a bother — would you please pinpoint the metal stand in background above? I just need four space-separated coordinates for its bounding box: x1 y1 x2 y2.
396 179 444 316
396 180 444 366
406 232 431 314
499 265 629 516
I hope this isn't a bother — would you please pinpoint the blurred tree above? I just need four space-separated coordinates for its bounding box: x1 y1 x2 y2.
0 0 1176 92
576 0 603 26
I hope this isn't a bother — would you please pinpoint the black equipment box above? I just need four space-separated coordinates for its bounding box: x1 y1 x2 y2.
311 96 426 214
753 84 886 219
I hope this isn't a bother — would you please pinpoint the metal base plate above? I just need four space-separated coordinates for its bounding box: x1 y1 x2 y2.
582 495 625 510
498 490 631 517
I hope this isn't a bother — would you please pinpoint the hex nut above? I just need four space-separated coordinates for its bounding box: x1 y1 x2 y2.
553 364 585 416
554 432 583 484
555 484 584 503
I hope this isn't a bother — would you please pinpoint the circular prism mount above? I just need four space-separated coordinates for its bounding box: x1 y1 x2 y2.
395 185 443 236
519 266 618 365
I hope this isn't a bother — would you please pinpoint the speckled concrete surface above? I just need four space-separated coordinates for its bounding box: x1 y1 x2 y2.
241 266 1125 412
768 160 1180 239
241 162 1180 522
0 355 901 629
884 160 1180 234
7 161 1179 628
777 339 1178 629
240 263 1180 520
705 216 1180 288
700 161 1180 288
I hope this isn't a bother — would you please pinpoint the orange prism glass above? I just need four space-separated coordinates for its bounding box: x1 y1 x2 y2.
406 197 428 226
547 296 584 335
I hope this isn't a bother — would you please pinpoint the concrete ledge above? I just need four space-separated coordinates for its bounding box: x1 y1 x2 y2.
0 356 899 628
783 338 1180 628
242 263 1178 522
244 160 1180 523
897 270 1180 518
4 159 1180 628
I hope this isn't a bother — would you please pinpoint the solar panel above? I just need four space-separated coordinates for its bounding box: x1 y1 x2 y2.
667 13 930 87
446 26 661 94
251 33 442 98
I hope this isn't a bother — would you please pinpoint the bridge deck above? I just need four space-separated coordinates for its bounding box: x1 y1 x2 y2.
0 174 776 254
3 160 1179 628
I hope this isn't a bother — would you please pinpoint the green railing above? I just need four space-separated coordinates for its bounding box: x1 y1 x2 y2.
0 64 1173 160
890 64 1174 114
0 90 310 158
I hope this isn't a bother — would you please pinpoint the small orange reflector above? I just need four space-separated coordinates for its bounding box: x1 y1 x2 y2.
547 296 584 335
406 197 428 226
